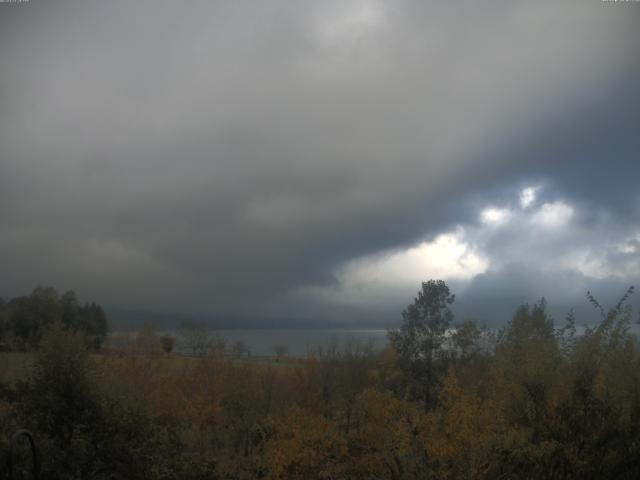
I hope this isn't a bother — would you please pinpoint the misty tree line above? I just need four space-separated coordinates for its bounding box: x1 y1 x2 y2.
0 286 108 351
129 319 289 359
2 280 640 479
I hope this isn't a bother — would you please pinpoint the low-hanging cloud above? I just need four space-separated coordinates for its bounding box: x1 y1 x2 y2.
0 0 638 323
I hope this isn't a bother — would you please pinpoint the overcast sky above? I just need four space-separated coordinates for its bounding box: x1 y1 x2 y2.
1 0 639 326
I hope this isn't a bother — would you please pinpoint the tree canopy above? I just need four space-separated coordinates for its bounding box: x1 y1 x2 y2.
388 279 455 408
0 286 108 351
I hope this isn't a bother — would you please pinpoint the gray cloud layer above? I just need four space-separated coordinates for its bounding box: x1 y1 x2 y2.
1 0 638 324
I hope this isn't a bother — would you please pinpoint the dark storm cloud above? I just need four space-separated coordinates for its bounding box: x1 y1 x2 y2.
456 267 640 328
0 0 638 322
453 192 640 325
306 185 640 326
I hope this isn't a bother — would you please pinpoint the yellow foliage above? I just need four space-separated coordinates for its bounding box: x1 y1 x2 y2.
423 369 502 479
347 389 426 479
264 409 347 480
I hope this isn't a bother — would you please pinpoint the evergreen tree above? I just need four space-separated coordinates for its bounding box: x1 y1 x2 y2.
388 279 455 409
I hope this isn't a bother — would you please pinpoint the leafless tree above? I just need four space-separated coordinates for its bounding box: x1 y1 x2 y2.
180 320 212 356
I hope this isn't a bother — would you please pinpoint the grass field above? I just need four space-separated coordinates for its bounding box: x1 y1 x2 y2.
0 352 34 385
0 350 300 387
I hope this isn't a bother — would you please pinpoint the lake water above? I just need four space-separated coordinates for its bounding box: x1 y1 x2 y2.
114 328 390 357
210 329 389 356
113 322 640 357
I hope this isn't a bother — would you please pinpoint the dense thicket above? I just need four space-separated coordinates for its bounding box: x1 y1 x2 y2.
0 286 108 351
1 281 640 479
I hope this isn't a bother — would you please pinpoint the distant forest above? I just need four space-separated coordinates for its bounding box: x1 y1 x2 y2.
1 281 640 479
0 286 108 351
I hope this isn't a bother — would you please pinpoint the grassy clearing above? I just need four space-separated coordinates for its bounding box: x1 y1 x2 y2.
0 350 300 386
0 352 34 385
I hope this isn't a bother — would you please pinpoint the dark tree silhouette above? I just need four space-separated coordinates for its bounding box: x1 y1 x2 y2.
388 279 455 409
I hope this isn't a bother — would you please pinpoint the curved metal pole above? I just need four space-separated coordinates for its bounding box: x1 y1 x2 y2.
8 429 39 480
